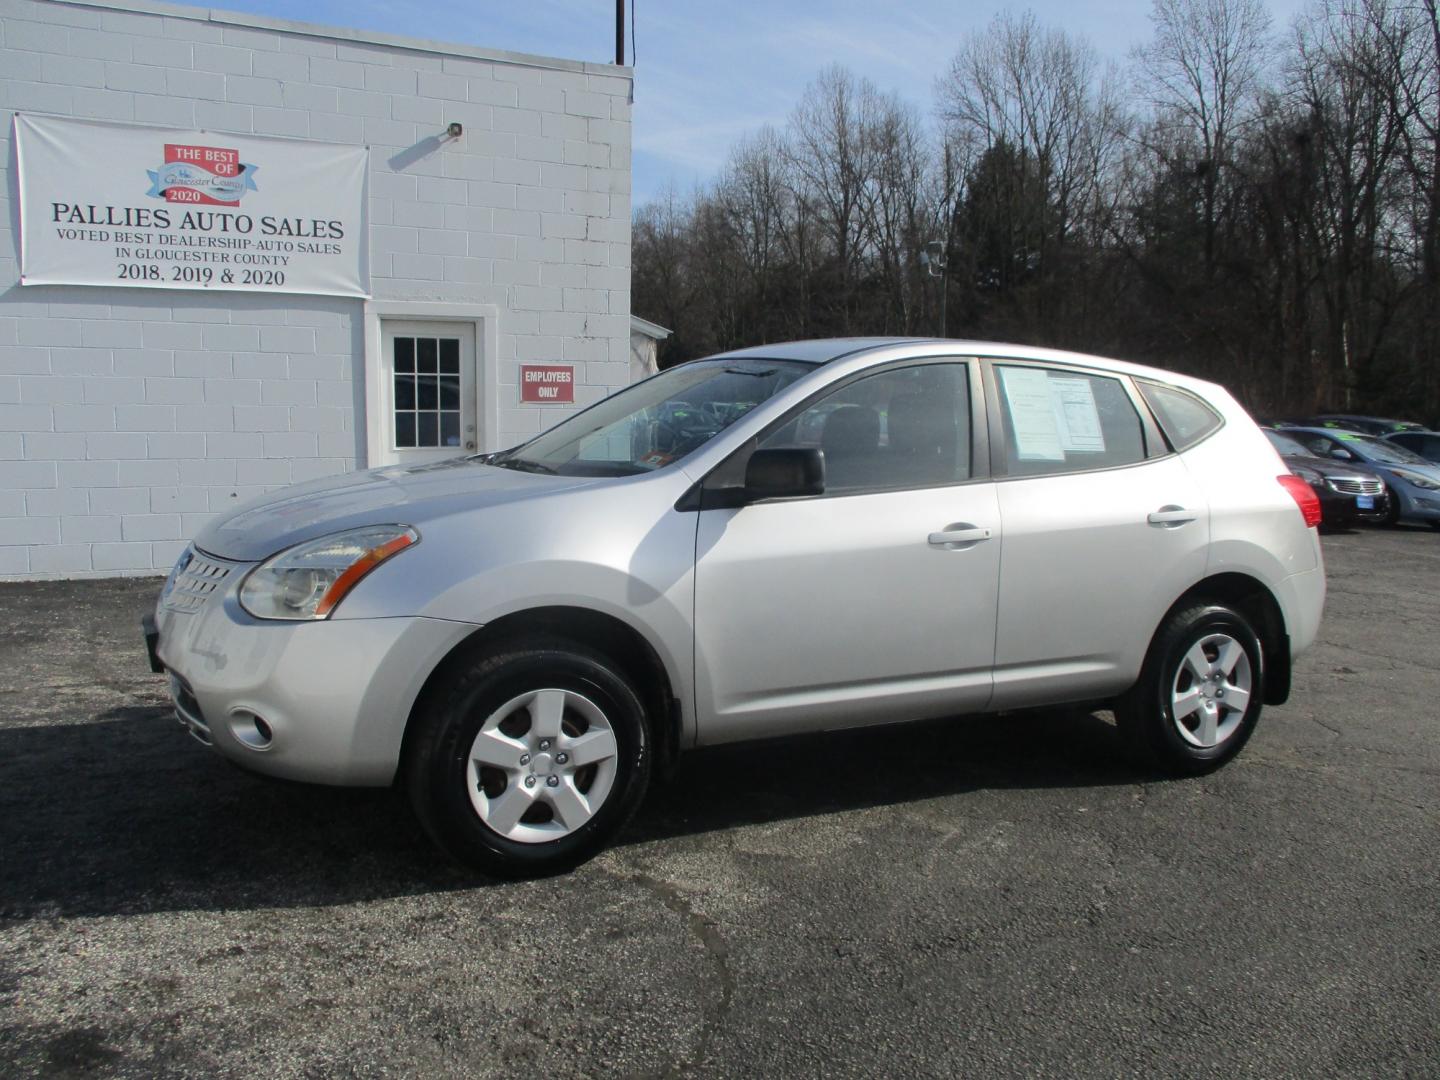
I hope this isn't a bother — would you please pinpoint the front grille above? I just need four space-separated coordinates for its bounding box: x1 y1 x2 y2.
161 549 235 613
1329 478 1383 496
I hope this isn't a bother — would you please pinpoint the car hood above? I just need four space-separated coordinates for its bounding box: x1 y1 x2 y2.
194 456 595 562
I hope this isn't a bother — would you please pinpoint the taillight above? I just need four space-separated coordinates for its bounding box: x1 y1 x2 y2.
1278 474 1322 528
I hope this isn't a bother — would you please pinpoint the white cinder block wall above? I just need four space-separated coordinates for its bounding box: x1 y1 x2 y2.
0 0 633 579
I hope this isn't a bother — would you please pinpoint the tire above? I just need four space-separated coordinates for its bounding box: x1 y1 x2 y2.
405 636 651 878
1115 603 1265 776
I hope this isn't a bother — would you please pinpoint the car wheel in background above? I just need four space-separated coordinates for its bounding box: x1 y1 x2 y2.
1116 603 1265 776
405 637 651 877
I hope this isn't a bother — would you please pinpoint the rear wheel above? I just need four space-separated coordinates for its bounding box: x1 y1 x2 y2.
1116 603 1265 775
405 637 651 877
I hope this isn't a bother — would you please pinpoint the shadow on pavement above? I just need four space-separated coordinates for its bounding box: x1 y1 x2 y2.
0 703 1140 919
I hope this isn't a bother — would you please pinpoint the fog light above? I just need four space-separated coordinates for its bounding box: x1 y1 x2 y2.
228 709 274 750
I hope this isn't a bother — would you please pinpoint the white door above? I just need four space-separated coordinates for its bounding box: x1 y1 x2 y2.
986 361 1211 709
693 360 1001 744
381 321 478 466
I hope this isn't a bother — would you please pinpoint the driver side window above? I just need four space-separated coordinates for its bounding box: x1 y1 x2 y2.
759 363 972 493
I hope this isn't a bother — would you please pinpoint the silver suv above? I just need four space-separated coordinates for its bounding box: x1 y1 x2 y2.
146 339 1326 876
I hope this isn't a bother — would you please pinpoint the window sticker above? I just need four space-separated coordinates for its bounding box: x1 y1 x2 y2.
1049 376 1105 453
1001 367 1066 461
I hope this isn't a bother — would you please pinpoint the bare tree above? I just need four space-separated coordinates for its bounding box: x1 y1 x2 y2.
787 66 881 331
1290 0 1416 406
938 11 1121 332
1132 0 1273 271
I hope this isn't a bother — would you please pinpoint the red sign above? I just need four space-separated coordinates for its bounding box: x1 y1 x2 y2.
159 143 246 205
520 364 575 403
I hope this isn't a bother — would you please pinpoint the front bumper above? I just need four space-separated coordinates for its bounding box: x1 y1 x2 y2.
1394 486 1440 522
148 558 478 786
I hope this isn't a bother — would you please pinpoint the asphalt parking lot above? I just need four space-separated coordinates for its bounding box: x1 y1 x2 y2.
2 528 1438 1078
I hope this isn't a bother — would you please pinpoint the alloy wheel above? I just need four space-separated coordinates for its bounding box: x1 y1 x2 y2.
466 688 619 843
1169 633 1252 749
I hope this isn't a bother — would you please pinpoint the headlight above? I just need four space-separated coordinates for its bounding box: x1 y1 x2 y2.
1390 469 1440 491
1290 466 1324 489
239 525 419 621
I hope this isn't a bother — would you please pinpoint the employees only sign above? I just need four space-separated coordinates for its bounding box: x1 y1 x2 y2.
15 114 369 297
520 364 575 403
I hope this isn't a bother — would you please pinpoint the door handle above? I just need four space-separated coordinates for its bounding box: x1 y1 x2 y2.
1147 506 1198 526
928 526 993 547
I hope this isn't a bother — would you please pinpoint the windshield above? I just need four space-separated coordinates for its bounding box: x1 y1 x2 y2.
1341 433 1429 466
1264 430 1312 457
493 359 815 477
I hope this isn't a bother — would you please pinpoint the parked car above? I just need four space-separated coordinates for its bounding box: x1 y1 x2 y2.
1263 428 1390 528
1312 414 1428 436
1383 429 1440 465
144 339 1327 876
1284 427 1440 528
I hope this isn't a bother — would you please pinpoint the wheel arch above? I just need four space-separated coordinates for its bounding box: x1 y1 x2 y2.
397 606 683 785
1166 573 1291 705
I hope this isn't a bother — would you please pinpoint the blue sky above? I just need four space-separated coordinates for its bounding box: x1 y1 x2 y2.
204 0 1307 206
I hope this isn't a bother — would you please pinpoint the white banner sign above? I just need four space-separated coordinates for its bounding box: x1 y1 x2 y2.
15 114 369 297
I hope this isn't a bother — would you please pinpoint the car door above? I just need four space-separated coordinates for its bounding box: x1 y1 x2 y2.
691 359 1001 744
985 360 1211 709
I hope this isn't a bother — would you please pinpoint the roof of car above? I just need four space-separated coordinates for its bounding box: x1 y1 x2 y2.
1283 426 1376 441
709 338 1213 388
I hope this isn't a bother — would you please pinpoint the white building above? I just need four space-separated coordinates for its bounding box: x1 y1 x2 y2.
628 314 669 383
0 0 633 579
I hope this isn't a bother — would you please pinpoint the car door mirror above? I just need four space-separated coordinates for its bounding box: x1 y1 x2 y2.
744 447 825 500
1330 447 1353 460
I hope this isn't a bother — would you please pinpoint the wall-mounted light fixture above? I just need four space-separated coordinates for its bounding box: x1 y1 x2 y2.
446 122 463 139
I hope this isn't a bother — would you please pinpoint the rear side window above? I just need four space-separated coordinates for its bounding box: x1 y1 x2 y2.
1138 381 1223 451
995 365 1146 476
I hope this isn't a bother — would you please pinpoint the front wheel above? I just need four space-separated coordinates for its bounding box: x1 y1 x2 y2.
405 637 652 878
1115 603 1265 776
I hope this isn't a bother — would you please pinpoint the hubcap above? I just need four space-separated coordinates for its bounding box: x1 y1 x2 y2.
1170 633 1252 749
466 688 619 844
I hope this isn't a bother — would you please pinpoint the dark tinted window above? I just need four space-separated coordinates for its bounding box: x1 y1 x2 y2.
1389 433 1440 461
1265 429 1313 457
996 365 1145 476
759 363 971 492
1138 381 1223 450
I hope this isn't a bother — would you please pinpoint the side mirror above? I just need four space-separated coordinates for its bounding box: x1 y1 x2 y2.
744 447 825 500
1330 447 1354 460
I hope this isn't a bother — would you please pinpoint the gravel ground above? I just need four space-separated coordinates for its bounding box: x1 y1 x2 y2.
1 527 1437 1078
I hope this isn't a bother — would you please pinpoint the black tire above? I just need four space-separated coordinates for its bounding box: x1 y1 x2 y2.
1115 603 1265 776
405 636 651 878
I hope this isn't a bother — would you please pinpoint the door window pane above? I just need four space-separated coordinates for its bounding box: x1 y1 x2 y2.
996 365 1144 476
393 335 463 449
759 364 971 492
